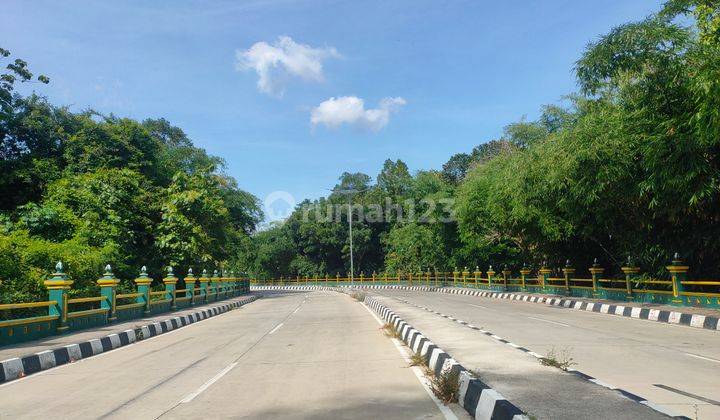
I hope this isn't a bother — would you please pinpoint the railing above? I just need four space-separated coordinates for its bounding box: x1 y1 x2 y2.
250 255 720 309
0 262 251 345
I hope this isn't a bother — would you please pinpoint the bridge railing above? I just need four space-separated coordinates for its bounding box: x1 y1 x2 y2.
250 254 719 309
0 263 251 345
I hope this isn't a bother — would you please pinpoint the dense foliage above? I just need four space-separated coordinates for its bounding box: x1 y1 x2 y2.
0 50 261 302
240 1 720 279
2 1 719 302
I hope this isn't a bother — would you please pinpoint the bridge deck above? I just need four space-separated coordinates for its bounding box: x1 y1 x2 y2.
374 290 720 419
0 291 458 419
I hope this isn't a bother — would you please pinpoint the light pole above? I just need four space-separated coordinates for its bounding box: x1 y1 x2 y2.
332 187 367 286
348 193 354 285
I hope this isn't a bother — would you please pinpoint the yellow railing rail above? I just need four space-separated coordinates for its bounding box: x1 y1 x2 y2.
67 308 108 319
116 292 143 299
0 301 57 310
0 315 59 328
67 296 106 304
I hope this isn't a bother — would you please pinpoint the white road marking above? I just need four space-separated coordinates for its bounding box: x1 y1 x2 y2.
269 322 284 335
180 362 238 403
467 303 489 309
527 316 570 327
361 302 458 420
0 298 255 389
685 353 720 364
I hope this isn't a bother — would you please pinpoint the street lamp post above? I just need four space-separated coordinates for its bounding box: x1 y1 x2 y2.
332 187 367 287
348 194 354 285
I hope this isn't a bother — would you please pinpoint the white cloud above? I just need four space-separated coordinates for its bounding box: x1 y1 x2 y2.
311 96 406 132
236 36 339 95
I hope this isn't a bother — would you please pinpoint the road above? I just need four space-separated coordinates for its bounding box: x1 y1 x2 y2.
0 291 459 419
375 290 720 419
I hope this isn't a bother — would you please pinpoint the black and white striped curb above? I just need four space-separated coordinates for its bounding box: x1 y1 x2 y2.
436 287 719 332
365 296 527 420
0 295 258 384
390 296 689 420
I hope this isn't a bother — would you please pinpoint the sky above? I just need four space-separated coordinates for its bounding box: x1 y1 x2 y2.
2 0 663 220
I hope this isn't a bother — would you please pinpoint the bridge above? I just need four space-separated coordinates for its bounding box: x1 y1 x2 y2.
0 263 718 419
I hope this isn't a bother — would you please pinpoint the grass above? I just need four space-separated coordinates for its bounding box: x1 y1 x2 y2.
429 366 460 404
409 351 426 367
134 325 144 340
539 347 577 371
350 291 367 302
382 322 403 340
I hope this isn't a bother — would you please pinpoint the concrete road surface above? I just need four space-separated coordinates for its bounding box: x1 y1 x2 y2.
376 290 720 419
0 291 459 420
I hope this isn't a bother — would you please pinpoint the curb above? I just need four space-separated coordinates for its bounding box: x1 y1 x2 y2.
250 285 719 331
438 287 719 332
364 296 527 420
0 295 258 384
389 296 689 419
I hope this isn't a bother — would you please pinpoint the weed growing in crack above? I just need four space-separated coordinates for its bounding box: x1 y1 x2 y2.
409 351 426 367
429 366 460 403
382 322 402 340
540 347 577 371
350 291 367 301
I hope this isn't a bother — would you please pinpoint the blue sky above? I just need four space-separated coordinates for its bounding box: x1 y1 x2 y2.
3 0 662 220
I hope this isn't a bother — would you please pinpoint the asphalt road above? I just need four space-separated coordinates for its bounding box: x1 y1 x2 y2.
375 290 720 419
0 291 459 419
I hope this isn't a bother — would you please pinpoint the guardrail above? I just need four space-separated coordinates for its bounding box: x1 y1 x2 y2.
250 254 719 309
0 263 251 345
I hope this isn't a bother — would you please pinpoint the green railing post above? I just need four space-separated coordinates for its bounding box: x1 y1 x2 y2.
462 267 469 288
135 266 152 315
562 260 574 296
667 253 688 306
97 264 120 322
519 264 530 291
473 266 481 288
213 270 221 299
589 258 604 298
164 266 178 310
185 268 196 305
621 256 639 301
487 265 495 290
502 266 511 291
44 261 73 333
199 269 210 303
453 268 459 287
538 262 551 291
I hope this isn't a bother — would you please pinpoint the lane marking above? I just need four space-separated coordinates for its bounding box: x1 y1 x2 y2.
467 303 489 309
269 322 284 335
653 384 720 406
685 352 720 364
0 298 257 389
526 316 570 327
158 294 309 417
180 362 238 403
361 302 458 420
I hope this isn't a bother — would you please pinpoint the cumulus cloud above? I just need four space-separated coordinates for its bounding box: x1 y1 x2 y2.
310 96 406 132
236 36 339 95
